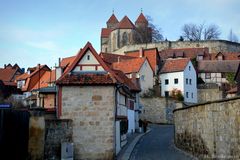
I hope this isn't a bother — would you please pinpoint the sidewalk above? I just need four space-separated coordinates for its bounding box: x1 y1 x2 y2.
117 129 151 160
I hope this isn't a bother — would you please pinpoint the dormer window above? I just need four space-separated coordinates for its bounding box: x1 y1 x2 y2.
87 55 90 60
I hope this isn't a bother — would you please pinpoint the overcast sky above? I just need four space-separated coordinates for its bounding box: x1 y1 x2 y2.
0 0 239 69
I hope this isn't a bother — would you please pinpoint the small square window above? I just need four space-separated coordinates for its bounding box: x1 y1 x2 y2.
165 79 169 85
206 73 211 79
189 66 191 71
174 78 178 84
87 55 90 60
186 78 188 84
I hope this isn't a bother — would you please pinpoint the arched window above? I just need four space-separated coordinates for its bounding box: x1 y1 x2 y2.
122 32 128 46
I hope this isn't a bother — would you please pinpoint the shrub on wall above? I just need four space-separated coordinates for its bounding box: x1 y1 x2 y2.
170 89 184 101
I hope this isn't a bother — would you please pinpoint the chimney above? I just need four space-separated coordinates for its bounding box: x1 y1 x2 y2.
58 58 61 67
117 56 120 63
139 48 144 57
4 64 6 68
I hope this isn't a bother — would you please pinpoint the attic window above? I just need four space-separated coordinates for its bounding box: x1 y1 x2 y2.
87 55 90 60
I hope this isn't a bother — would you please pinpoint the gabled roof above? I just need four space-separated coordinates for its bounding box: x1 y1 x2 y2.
20 65 51 92
115 16 135 29
16 73 29 81
57 42 120 85
56 42 140 92
107 14 119 24
135 13 148 24
31 70 55 91
198 60 240 73
0 68 18 82
112 57 149 74
101 28 112 38
160 58 190 74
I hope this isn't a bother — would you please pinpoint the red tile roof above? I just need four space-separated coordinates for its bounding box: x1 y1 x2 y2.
125 48 160 74
101 28 112 38
60 55 76 68
19 65 51 92
57 42 140 92
211 52 240 60
16 73 29 81
160 58 190 73
107 14 119 24
100 52 135 64
115 16 135 29
112 58 147 74
159 48 210 60
0 68 18 82
135 13 148 24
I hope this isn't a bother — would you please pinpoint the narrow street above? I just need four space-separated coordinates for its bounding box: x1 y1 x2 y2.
130 124 194 160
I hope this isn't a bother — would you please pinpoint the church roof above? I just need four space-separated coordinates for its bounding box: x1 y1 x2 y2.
115 16 135 29
101 28 112 38
107 14 119 24
135 13 148 24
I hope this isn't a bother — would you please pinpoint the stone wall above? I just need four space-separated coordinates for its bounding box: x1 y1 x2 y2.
140 97 182 124
44 119 73 159
61 86 115 160
28 110 45 160
197 88 222 103
113 40 240 54
174 96 240 159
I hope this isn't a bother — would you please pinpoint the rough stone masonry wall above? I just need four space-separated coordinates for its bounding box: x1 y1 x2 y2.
174 97 240 159
113 40 240 54
44 119 73 159
61 86 115 160
140 97 182 124
197 88 222 103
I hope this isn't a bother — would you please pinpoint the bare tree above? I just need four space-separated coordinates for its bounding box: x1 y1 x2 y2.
133 15 163 44
228 29 239 42
182 23 221 40
203 24 221 40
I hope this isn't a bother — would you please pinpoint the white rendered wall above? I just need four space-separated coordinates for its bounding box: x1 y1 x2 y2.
183 62 198 103
160 72 184 96
139 60 154 93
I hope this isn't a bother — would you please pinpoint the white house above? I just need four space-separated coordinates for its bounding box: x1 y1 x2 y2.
159 58 197 103
111 57 154 94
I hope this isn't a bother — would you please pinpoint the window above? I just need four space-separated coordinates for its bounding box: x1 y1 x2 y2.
191 93 193 98
87 55 90 60
189 79 192 85
186 78 188 84
205 73 211 79
122 32 128 46
174 78 178 84
189 66 191 71
165 79 169 85
221 73 226 78
165 91 169 97
186 92 189 98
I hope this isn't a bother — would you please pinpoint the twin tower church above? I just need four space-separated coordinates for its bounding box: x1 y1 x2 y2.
101 12 152 52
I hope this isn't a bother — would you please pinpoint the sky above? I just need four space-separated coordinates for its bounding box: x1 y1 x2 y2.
0 0 239 69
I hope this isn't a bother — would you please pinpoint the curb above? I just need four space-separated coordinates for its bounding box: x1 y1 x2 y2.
118 129 151 160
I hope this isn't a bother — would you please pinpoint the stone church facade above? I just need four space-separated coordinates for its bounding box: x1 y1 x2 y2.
101 13 152 53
